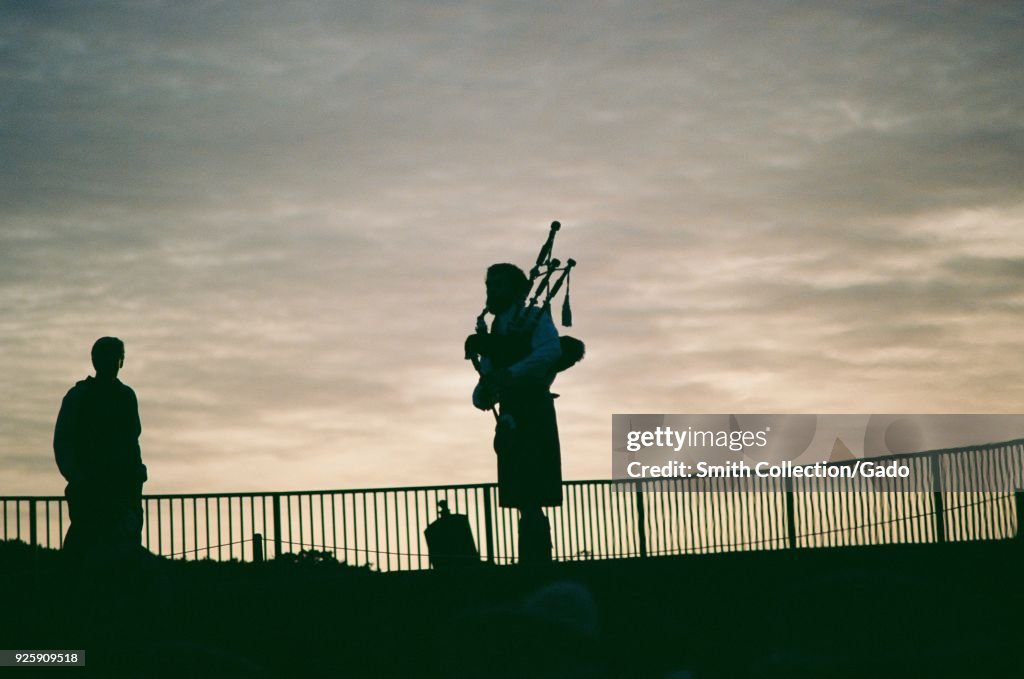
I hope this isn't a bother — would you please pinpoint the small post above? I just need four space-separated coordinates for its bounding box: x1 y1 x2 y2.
931 455 946 544
482 487 495 564
253 533 264 563
785 477 797 550
29 501 37 547
1015 489 1024 541
272 495 283 559
635 480 647 558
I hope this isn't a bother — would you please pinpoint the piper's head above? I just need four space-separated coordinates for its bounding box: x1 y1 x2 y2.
486 263 530 314
91 336 125 380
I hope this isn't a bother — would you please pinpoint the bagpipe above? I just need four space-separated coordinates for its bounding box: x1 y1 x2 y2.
465 220 586 385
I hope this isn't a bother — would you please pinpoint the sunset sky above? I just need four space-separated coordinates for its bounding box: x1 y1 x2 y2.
2 0 1023 496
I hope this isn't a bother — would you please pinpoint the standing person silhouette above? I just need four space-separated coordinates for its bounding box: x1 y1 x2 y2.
54 337 148 560
471 263 563 564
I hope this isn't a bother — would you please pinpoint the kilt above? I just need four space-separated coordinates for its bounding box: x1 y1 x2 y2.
494 388 563 508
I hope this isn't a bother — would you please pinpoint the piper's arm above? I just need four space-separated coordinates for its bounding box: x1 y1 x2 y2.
506 308 561 384
472 379 498 410
472 355 497 410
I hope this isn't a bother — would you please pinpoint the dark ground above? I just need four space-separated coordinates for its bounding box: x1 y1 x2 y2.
1 538 1020 677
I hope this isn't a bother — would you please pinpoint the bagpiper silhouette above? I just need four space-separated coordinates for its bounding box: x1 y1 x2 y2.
466 222 585 564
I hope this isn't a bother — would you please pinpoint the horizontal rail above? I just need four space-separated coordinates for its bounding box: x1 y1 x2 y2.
3 438 1022 570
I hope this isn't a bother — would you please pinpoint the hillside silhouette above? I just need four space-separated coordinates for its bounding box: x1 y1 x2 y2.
1 536 1021 677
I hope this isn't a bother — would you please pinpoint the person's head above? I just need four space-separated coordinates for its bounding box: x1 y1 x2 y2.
91 336 125 379
486 263 530 314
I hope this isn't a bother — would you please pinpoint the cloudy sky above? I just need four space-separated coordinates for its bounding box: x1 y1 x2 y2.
2 0 1022 495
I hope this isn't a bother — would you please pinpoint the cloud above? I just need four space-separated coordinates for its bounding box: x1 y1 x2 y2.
2 1 1023 494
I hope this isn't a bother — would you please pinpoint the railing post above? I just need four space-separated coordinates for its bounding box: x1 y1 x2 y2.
272 494 282 559
785 477 797 549
1014 489 1024 541
482 487 495 564
931 455 946 544
29 501 37 547
253 533 264 562
634 480 647 558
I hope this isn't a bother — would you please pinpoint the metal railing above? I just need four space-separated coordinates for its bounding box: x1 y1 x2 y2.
3 438 1023 570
